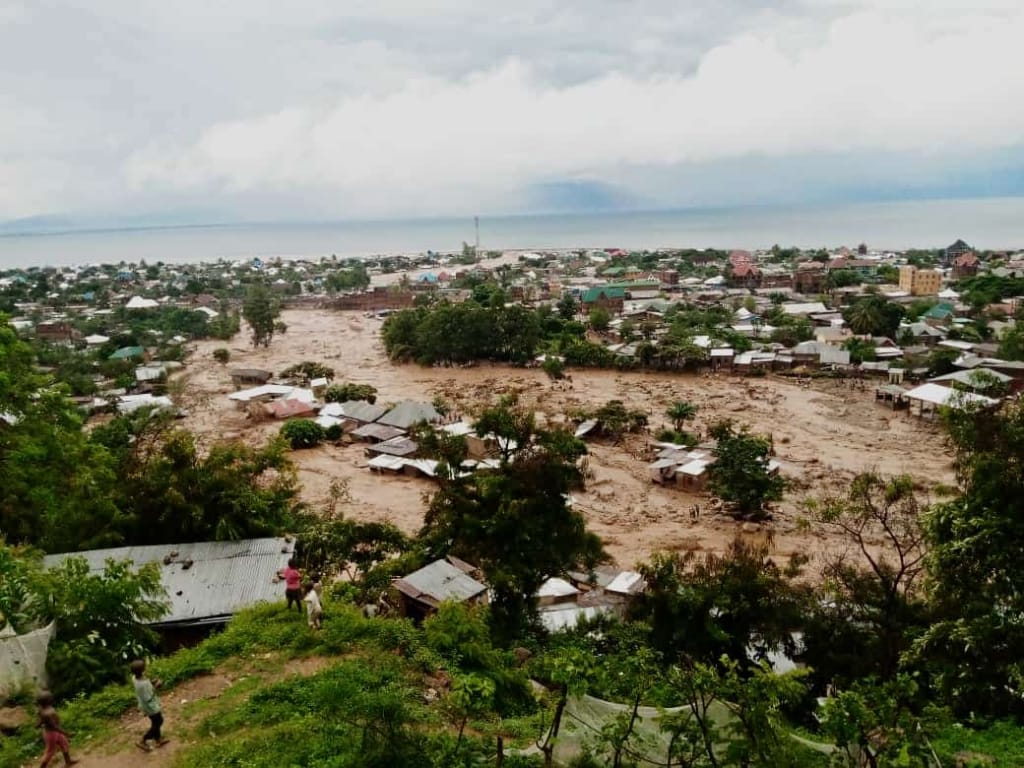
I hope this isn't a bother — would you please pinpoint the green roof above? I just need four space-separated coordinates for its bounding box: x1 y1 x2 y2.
582 286 626 303
600 266 625 276
923 302 955 320
607 279 661 290
108 345 146 360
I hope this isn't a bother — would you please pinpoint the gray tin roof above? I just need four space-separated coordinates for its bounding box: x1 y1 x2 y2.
377 400 442 429
44 537 294 628
394 558 486 608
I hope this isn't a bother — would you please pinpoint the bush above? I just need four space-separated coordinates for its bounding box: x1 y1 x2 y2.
656 429 697 448
279 361 335 383
541 356 565 380
213 348 230 365
323 382 377 404
324 423 344 441
280 419 326 449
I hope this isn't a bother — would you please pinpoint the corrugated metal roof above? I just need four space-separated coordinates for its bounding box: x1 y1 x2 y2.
321 400 388 423
377 400 442 429
352 423 406 442
43 538 294 627
394 558 486 607
366 436 418 456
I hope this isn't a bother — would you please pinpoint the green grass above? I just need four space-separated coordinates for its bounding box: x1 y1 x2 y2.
931 719 1024 768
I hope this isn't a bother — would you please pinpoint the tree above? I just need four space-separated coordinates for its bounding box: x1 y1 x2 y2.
556 292 579 320
666 400 698 432
242 280 280 347
842 337 877 365
279 361 336 382
634 540 809 670
0 319 123 553
803 473 930 686
997 324 1024 361
280 419 326 449
917 399 1024 717
589 306 612 332
212 347 230 365
707 423 784 520
90 415 299 545
843 296 904 337
420 400 604 641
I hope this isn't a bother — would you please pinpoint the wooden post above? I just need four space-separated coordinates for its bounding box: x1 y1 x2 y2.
496 735 504 767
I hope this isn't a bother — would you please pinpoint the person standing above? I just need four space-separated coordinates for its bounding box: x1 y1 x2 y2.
130 659 169 752
279 558 303 613
36 691 78 767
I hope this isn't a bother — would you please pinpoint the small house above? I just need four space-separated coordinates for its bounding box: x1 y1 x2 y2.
393 556 487 621
230 368 273 389
377 400 442 430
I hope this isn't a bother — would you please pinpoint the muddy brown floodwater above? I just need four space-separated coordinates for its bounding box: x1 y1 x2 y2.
175 308 955 572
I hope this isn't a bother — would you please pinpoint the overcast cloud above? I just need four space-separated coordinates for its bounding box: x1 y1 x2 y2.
0 1 1021 222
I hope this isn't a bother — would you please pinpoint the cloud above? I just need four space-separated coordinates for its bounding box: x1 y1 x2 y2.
123 6 1024 216
0 1 1022 220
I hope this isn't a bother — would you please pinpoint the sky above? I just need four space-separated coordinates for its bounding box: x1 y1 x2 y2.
1 0 1023 226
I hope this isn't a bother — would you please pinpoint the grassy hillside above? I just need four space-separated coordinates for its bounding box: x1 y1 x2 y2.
4 599 1023 768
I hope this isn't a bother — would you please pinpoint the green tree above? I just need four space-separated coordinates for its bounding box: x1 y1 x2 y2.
666 400 698 432
557 292 580 320
212 347 230 365
589 306 612 332
0 319 123 553
280 419 326 449
997 324 1024 361
842 336 877 364
917 399 1024 718
843 296 904 337
242 280 280 347
421 401 604 641
803 473 930 687
707 423 784 520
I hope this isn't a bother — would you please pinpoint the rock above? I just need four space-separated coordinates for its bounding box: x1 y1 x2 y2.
0 707 29 732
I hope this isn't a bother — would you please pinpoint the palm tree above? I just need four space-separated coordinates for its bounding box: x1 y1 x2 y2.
845 298 884 335
666 400 698 432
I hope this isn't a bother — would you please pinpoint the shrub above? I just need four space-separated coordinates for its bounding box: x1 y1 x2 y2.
323 382 377 404
212 348 230 365
324 423 344 441
280 419 326 449
279 361 335 383
541 356 565 380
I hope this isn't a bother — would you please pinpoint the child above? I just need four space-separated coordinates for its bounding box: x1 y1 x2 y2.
302 581 323 630
130 659 169 751
279 558 303 613
36 691 78 767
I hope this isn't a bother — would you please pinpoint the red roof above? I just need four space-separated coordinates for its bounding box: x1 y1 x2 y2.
729 250 752 266
731 263 761 277
264 399 316 419
954 252 979 267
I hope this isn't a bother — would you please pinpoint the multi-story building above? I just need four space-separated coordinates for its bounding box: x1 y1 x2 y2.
898 265 942 296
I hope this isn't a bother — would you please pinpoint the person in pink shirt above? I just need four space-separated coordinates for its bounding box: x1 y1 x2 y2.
279 558 303 612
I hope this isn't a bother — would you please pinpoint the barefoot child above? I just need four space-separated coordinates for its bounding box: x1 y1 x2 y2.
130 659 169 751
36 691 78 767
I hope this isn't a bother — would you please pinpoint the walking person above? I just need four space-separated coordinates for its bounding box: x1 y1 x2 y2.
36 691 78 767
279 558 303 613
130 659 169 752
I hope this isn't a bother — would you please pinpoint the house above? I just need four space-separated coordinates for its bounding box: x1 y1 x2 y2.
728 263 762 289
781 302 828 317
952 251 980 279
392 556 487 621
230 368 273 389
944 238 973 266
898 266 941 296
125 296 160 309
901 382 997 418
34 322 79 344
922 302 956 327
351 422 407 443
43 538 294 641
899 322 944 346
377 400 442 430
108 345 147 361
320 400 388 425
84 333 110 346
581 285 626 314
930 368 1012 393
263 398 316 420
793 262 826 293
365 435 419 458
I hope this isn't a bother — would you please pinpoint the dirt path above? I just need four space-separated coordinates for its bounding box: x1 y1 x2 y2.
40 656 330 768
